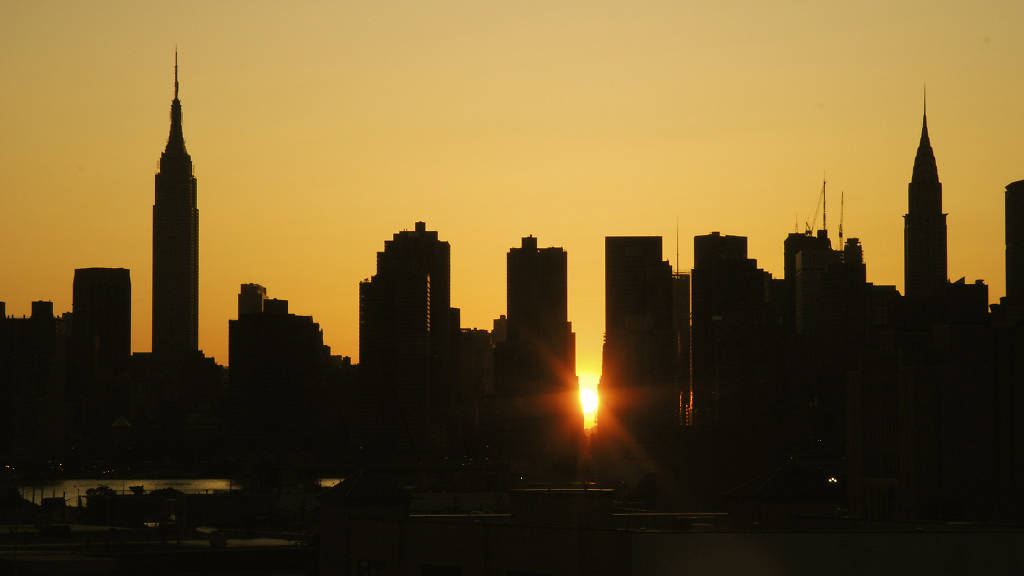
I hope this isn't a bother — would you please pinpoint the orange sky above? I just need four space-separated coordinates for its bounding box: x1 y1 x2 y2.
2 1 1022 376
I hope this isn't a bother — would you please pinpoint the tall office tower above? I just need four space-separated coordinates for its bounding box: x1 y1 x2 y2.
501 236 574 395
691 232 787 496
153 54 199 357
69 268 132 462
903 103 947 312
359 222 455 456
495 236 579 476
600 237 676 450
783 231 831 333
691 232 751 429
71 268 131 383
1007 180 1024 304
672 273 691 426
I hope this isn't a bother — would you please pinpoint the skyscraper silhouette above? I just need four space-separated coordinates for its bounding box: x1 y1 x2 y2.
500 236 575 397
358 221 456 457
600 237 676 449
69 268 131 465
691 232 750 430
904 100 947 312
1007 180 1024 304
71 268 131 384
493 236 579 477
229 286 340 475
152 53 199 357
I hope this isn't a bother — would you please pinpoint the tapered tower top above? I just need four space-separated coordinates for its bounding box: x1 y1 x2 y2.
912 90 938 184
164 50 188 158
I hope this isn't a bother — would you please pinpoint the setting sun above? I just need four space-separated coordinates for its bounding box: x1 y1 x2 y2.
580 387 598 415
579 373 599 430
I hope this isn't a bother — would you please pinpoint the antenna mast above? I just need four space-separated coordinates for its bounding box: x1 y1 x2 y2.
822 176 827 235
839 190 845 246
675 217 679 275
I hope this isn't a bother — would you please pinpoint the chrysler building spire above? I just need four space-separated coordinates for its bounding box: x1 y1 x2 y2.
903 93 947 313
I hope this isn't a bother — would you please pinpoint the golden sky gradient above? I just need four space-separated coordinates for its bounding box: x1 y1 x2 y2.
2 1 1022 376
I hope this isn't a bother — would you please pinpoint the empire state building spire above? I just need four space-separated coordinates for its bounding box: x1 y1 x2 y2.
164 50 188 159
153 52 200 358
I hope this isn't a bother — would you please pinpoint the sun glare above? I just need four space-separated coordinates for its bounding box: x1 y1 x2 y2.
578 373 599 430
580 387 598 415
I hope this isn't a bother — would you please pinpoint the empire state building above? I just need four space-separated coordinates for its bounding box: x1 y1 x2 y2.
152 54 199 357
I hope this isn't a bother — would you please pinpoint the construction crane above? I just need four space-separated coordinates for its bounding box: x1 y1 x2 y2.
804 177 827 236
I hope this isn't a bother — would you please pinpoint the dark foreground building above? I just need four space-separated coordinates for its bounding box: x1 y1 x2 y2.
318 481 1024 576
491 236 580 479
68 267 132 465
1007 180 1024 303
0 301 70 470
357 222 457 461
597 237 681 498
228 285 350 477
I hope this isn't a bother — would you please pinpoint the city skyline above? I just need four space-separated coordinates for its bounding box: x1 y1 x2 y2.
3 2 1022 377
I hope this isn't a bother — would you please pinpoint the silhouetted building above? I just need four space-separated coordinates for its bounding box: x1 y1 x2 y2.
599 236 678 489
672 273 691 426
71 268 131 383
904 105 947 315
0 301 70 470
783 231 831 333
238 283 266 316
68 268 132 465
995 182 1024 504
945 278 988 323
492 236 580 478
1007 180 1024 304
125 348 226 472
358 221 456 459
229 286 345 478
795 237 840 337
153 54 199 358
687 232 790 505
895 312 997 521
691 232 767 430
499 236 575 396
455 328 494 457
